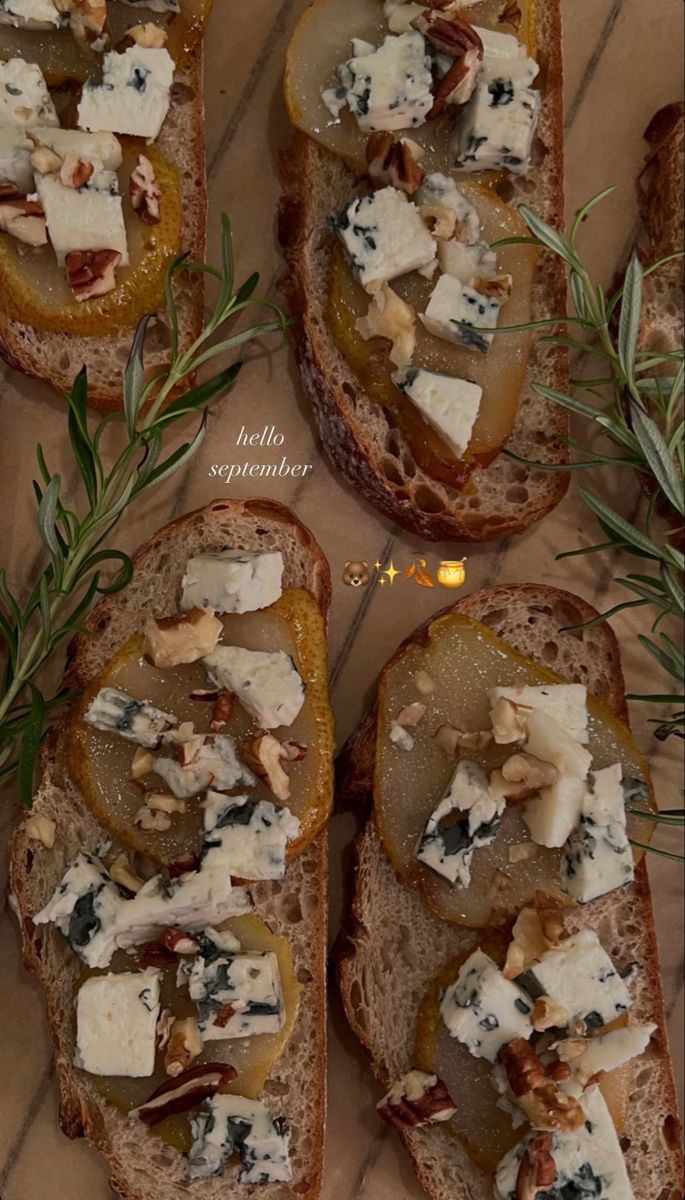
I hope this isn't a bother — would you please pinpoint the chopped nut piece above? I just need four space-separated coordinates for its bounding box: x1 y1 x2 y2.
396 702 426 728
143 607 222 669
177 734 205 766
210 691 234 732
434 724 493 755
135 805 172 832
420 202 458 241
500 0 522 30
132 1061 236 1125
156 1008 175 1050
164 1016 203 1077
131 747 154 780
59 154 94 190
472 273 513 303
390 722 415 751
553 1037 591 1063
503 904 567 980
366 131 425 195
509 841 538 864
127 22 168 48
65 249 121 301
24 814 56 848
545 1061 571 1084
29 140 63 175
56 0 108 47
414 670 436 696
413 12 484 117
501 752 560 793
518 1082 585 1133
532 995 569 1032
280 740 308 763
500 1038 546 1096
244 732 293 801
130 154 162 225
489 768 534 803
356 282 416 368
147 793 186 815
189 687 220 702
162 927 199 955
0 195 47 247
377 1071 456 1128
515 1133 557 1200
489 867 512 896
109 852 144 894
490 696 530 743
168 853 199 878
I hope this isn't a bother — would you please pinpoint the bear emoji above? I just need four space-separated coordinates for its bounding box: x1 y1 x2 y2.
343 561 370 588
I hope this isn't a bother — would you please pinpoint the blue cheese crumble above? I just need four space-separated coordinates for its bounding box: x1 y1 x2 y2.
322 31 433 132
421 273 501 352
153 734 257 799
85 687 178 749
189 1094 292 1183
417 760 504 886
519 930 632 1032
331 186 436 294
203 645 306 730
451 31 541 176
201 791 301 881
562 763 635 904
440 948 534 1061
187 943 285 1040
181 549 283 614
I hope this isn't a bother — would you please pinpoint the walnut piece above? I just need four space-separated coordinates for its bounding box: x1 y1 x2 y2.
24 814 56 848
244 732 298 801
144 607 222 668
65 248 121 301
355 282 416 368
164 1016 203 1077
414 670 436 696
377 1071 457 1128
0 195 47 247
500 1039 585 1134
127 21 168 48
131 747 154 780
147 793 186 815
56 0 108 48
135 804 172 832
434 724 493 755
472 273 513 303
532 995 569 1032
420 202 458 240
490 696 530 743
130 154 162 225
109 852 144 894
366 132 425 195
500 0 522 30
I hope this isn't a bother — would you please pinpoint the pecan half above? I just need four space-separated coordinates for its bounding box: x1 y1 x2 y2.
413 13 484 117
164 1015 203 1077
515 1133 556 1200
130 154 161 225
472 272 513 303
499 1038 546 1097
131 1062 237 1125
65 249 121 301
0 195 47 247
377 1071 457 1128
500 1040 584 1133
366 132 425 196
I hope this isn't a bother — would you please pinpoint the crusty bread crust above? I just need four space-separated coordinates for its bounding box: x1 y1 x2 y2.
10 499 332 1200
0 52 207 411
279 0 570 542
336 583 684 1200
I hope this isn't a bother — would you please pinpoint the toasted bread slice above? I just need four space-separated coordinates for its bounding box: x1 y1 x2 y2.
638 100 684 356
337 583 684 1199
0 54 206 412
279 1 569 542
10 499 331 1200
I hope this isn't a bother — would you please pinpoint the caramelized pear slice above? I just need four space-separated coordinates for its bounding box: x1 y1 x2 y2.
0 0 213 86
68 589 334 866
285 0 534 175
327 183 537 488
0 142 181 335
88 912 301 1152
374 613 655 927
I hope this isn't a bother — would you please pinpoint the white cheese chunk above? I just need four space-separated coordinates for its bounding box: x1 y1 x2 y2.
78 46 174 140
85 687 178 749
201 792 300 881
75 969 160 1077
181 550 284 614
31 126 123 169
490 683 589 745
0 0 63 27
393 366 482 459
153 734 257 799
333 186 436 293
0 126 32 192
477 27 540 88
383 0 424 35
189 948 285 1040
416 172 481 244
35 169 129 267
421 273 501 352
561 763 635 904
451 76 540 176
0 59 58 127
203 644 306 729
560 1023 656 1099
34 850 251 968
417 760 505 886
189 1094 292 1183
495 1090 634 1200
522 709 593 848
326 31 433 132
440 948 534 1061
521 929 632 1032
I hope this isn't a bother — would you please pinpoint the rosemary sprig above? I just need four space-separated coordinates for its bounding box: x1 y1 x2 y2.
0 215 288 803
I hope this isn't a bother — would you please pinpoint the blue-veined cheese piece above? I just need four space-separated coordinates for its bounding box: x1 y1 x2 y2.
440 948 534 1061
31 127 123 169
495 1089 634 1200
0 126 33 191
323 31 433 132
438 237 498 285
421 273 501 351
521 709 592 849
0 0 65 29
393 366 482 459
84 687 178 749
416 172 481 244
75 968 160 1076
477 26 540 89
34 851 251 968
78 46 175 140
201 792 301 881
35 166 129 267
490 683 589 745
519 929 632 1032
558 1022 656 1099
203 645 306 730
0 59 58 127
153 734 257 799
561 764 635 904
181 550 284 614
188 945 285 1040
417 760 504 886
189 1094 292 1183
331 186 436 294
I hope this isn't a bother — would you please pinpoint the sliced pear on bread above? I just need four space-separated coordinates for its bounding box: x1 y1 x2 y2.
374 611 655 927
69 587 335 866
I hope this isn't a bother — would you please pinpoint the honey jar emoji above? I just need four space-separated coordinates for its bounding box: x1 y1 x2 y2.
437 559 467 588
